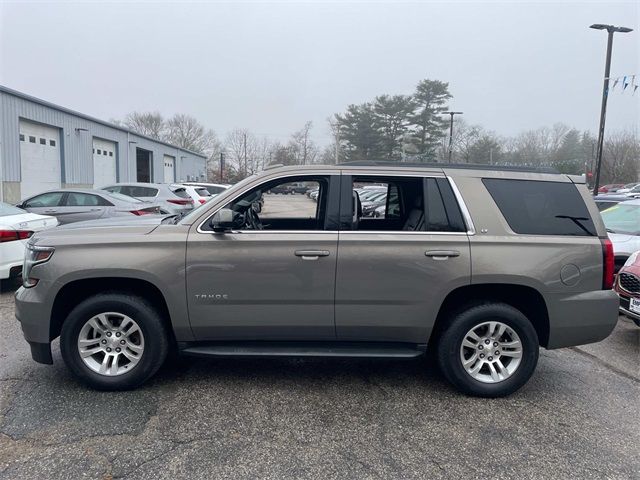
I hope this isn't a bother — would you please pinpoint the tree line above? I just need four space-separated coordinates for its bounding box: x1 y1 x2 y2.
117 77 639 185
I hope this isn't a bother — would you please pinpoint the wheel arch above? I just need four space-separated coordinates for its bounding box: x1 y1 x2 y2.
50 277 176 343
431 283 550 348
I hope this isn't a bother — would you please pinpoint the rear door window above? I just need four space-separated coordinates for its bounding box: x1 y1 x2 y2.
120 186 158 198
171 187 191 199
482 179 595 236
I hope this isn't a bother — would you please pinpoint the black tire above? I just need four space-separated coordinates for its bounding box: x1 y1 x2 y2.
436 303 539 398
60 292 169 390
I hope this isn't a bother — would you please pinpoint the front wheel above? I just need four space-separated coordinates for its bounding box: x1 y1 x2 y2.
60 293 169 390
437 303 539 397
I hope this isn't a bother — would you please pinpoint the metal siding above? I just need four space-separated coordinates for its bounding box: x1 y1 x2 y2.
1 89 207 187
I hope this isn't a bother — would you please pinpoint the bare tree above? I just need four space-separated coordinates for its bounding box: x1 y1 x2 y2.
165 114 219 155
289 121 318 165
123 112 165 139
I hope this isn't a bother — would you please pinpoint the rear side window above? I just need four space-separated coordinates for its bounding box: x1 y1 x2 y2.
120 186 158 198
483 179 596 236
195 187 211 197
171 187 190 199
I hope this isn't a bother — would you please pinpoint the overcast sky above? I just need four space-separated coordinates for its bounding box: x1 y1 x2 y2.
1 0 638 145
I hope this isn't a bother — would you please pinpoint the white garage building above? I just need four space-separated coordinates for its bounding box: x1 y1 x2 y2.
0 85 207 204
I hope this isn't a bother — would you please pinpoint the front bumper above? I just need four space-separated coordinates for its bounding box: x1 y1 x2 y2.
616 292 640 326
15 283 55 364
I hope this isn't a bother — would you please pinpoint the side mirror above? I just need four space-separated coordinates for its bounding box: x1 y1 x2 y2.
209 208 234 233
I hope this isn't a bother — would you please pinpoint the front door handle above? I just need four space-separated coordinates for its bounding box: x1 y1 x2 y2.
295 250 330 260
44 209 58 214
425 250 460 260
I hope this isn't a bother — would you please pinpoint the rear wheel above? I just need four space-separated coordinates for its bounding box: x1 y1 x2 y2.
437 303 539 397
60 293 169 390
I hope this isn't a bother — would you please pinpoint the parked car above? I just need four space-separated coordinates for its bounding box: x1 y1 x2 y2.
601 199 640 271
598 183 625 194
593 195 632 211
101 183 194 214
181 185 213 206
0 202 58 279
614 251 640 327
17 189 161 224
623 183 640 197
182 182 231 196
612 182 640 194
288 183 310 194
360 192 387 217
15 163 618 397
306 187 318 199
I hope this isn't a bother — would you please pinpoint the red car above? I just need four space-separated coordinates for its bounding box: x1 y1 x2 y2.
614 251 640 326
598 183 625 194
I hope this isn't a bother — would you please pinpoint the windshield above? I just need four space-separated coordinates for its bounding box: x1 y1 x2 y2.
0 202 26 217
178 174 257 224
601 203 640 235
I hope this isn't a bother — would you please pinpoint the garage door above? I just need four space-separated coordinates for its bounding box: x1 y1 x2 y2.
164 155 175 183
19 120 61 200
93 138 117 187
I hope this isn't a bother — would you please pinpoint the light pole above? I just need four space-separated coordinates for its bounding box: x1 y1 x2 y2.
590 23 633 194
443 111 463 162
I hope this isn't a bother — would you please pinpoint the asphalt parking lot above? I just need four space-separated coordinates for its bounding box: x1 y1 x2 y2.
0 280 638 480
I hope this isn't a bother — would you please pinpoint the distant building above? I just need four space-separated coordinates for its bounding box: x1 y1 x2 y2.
0 85 207 203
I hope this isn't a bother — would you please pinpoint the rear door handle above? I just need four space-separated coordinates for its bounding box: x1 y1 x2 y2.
295 250 330 260
44 209 58 214
425 250 460 260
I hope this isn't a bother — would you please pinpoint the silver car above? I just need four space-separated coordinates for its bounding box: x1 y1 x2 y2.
17 189 161 224
101 183 194 214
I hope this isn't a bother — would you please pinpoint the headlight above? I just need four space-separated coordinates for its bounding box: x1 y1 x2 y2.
624 251 640 267
23 244 55 288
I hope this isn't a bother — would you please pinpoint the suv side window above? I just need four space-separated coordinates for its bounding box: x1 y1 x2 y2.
483 178 596 236
349 176 466 232
202 176 333 231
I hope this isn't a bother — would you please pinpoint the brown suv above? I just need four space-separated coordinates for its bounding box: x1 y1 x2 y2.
15 163 619 397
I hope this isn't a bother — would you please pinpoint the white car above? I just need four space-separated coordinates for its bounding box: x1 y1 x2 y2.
180 185 213 206
601 199 640 271
0 202 58 279
182 182 231 196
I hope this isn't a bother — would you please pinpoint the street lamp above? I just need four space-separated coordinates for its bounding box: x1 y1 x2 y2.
443 111 463 162
590 23 633 194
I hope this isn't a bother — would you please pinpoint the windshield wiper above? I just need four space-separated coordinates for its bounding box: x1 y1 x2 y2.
555 215 595 236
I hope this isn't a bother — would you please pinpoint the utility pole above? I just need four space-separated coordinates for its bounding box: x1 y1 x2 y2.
590 23 633 194
443 111 463 162
219 152 225 182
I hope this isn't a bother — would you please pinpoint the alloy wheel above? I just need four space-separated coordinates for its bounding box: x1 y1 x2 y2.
77 312 145 376
459 321 523 384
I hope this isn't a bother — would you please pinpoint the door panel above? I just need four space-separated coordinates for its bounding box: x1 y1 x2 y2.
186 232 338 340
93 138 117 187
19 120 61 199
335 232 470 343
55 193 105 224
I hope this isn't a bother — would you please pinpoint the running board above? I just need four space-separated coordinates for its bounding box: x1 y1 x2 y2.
180 341 427 359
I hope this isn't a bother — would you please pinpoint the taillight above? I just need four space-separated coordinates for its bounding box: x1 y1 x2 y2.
0 229 33 243
199 199 206 205
167 199 193 206
129 209 154 216
602 238 614 290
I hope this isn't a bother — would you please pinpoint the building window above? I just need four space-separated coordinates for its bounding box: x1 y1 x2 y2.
19 134 25 141
29 136 36 143
109 151 113 157
50 139 56 147
104 150 108 156
40 138 46 145
97 149 101 154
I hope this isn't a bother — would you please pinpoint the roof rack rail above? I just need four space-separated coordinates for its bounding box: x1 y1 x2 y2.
337 161 559 174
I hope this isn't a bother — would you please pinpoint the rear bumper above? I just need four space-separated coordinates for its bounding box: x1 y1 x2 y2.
546 290 619 349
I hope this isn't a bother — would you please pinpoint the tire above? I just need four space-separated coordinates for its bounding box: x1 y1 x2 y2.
60 292 169 390
436 303 539 398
